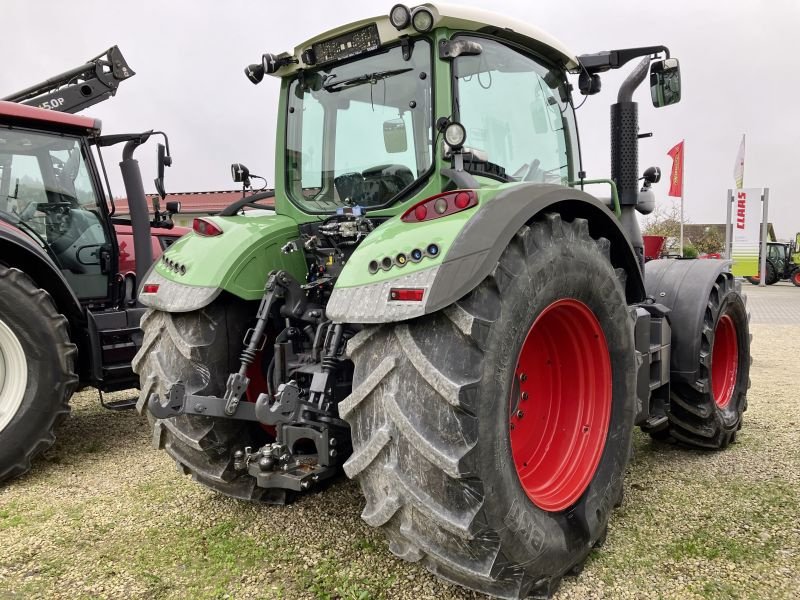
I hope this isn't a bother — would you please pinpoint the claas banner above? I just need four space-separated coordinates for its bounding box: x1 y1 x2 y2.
730 189 761 276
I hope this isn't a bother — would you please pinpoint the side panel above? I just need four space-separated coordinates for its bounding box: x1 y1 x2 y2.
327 184 644 323
138 214 307 312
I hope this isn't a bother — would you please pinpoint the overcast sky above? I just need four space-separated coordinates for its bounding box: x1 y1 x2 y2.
3 0 798 239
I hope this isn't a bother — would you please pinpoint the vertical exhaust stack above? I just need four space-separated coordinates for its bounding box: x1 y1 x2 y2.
611 57 650 271
120 139 153 299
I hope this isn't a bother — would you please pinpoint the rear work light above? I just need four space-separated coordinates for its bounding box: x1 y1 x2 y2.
401 190 477 223
142 283 159 294
193 217 223 236
389 288 424 302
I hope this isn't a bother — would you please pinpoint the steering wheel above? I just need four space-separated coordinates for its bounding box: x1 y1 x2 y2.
36 201 73 213
523 159 545 182
36 202 74 241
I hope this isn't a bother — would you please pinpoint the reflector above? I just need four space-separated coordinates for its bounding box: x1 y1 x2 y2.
389 288 424 302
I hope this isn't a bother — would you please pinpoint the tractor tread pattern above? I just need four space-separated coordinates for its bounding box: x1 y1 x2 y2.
657 274 750 449
133 306 289 504
342 216 624 600
0 266 77 483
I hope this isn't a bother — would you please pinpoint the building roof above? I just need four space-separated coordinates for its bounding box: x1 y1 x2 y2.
113 190 274 215
0 100 100 132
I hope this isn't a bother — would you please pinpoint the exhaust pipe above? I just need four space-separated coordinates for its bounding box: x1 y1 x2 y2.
120 139 153 301
611 57 650 270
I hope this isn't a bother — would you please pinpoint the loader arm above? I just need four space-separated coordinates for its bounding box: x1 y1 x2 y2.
2 46 134 114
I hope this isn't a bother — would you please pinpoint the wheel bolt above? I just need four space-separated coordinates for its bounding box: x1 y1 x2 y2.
521 392 528 400
516 410 524 419
519 373 527 382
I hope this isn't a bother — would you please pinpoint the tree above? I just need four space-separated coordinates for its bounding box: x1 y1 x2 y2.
693 227 725 255
641 204 685 254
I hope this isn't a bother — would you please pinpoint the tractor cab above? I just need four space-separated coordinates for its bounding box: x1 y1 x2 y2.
0 120 114 301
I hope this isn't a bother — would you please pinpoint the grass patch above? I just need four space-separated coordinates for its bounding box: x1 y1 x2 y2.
302 556 396 600
0 501 56 531
123 519 290 598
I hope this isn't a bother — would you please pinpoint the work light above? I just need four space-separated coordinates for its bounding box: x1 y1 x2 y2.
411 7 434 32
444 122 466 149
389 4 411 29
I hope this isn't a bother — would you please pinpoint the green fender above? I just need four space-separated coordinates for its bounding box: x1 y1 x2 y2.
326 183 645 323
138 214 307 312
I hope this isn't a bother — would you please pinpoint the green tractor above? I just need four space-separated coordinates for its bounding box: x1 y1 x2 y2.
134 5 751 598
745 240 800 286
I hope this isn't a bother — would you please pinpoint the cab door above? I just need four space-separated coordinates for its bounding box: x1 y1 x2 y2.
0 127 114 302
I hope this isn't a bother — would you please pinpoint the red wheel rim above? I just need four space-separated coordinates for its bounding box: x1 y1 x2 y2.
793 271 800 286
509 299 612 512
711 314 738 408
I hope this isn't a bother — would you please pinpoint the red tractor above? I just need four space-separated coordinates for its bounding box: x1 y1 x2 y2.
0 47 184 482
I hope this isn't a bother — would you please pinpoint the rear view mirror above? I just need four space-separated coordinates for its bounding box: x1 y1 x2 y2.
383 118 408 153
650 58 681 107
154 143 172 199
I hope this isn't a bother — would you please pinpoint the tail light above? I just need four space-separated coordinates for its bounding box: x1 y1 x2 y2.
389 288 425 302
142 283 159 294
193 217 223 236
401 190 477 223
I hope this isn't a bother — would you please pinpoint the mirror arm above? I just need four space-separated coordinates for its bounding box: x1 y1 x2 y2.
579 45 669 74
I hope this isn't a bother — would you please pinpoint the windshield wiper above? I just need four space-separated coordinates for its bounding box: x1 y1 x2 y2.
323 68 413 92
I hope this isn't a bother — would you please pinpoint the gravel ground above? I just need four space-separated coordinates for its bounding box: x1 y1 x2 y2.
1 323 798 600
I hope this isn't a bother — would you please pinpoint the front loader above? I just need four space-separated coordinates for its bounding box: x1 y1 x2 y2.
134 5 751 598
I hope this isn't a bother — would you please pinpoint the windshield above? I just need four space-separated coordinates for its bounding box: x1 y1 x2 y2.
286 39 433 211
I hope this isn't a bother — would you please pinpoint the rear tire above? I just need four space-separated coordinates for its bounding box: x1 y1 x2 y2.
133 302 288 504
765 260 778 285
342 214 636 599
656 273 750 449
0 266 77 483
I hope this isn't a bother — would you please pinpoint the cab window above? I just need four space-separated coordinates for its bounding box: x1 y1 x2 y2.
453 36 577 183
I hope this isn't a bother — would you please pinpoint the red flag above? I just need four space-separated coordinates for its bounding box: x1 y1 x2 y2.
667 140 684 197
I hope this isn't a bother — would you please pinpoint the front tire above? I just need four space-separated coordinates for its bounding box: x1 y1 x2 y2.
791 268 800 287
342 214 637 599
0 266 77 483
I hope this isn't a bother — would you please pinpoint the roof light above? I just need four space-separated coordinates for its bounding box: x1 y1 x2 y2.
389 4 411 29
193 217 223 237
411 7 434 32
401 190 478 223
142 283 159 294
389 288 424 302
